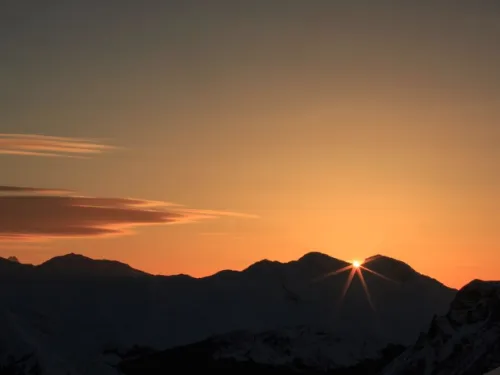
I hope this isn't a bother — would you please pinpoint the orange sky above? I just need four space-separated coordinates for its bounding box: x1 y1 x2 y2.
1 2 499 289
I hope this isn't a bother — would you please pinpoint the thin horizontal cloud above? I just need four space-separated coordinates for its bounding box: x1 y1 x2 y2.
179 208 259 219
0 133 116 158
0 186 73 195
0 186 257 242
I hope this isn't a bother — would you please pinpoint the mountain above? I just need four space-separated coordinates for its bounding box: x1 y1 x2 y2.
382 280 500 375
0 253 146 281
38 253 148 279
0 256 34 280
0 252 456 375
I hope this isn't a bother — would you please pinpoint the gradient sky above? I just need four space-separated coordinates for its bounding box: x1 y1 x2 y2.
1 1 499 288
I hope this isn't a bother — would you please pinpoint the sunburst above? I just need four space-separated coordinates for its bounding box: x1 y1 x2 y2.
313 256 395 311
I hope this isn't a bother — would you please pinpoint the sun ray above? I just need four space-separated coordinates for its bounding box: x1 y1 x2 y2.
312 264 352 283
356 268 376 311
338 267 356 304
309 255 394 310
360 266 397 283
361 255 381 266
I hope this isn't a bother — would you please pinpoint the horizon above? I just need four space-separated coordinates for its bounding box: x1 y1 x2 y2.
2 2 500 290
0 250 461 289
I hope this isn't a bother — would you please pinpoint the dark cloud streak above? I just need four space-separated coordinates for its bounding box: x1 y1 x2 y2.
0 186 73 195
0 186 256 242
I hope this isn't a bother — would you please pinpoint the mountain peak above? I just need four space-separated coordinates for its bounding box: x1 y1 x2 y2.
449 279 500 318
297 251 350 268
45 252 90 261
292 251 347 277
364 254 409 265
243 259 281 273
39 253 148 278
363 254 418 282
40 253 97 268
298 251 337 262
242 252 345 276
461 278 500 290
0 256 34 279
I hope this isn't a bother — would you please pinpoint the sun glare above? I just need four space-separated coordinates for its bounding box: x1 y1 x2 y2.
312 255 395 312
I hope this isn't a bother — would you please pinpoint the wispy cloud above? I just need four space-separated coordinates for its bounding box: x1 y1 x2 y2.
179 208 259 219
0 134 116 158
0 186 73 195
0 186 257 242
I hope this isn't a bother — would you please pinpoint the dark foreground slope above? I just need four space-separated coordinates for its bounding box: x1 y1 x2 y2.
116 330 405 375
383 280 500 375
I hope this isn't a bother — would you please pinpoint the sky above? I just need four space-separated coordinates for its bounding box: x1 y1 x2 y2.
1 1 499 288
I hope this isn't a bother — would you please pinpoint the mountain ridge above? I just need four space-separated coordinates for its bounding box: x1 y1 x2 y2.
0 251 455 289
0 250 458 374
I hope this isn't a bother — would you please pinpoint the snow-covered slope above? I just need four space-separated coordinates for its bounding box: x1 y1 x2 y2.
0 252 455 374
210 327 387 369
382 280 500 375
118 326 406 374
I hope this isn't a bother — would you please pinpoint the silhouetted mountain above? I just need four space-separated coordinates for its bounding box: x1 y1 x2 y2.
383 280 500 375
7 256 19 263
364 254 448 287
0 257 34 281
364 255 419 281
38 253 148 279
0 253 148 282
294 252 349 275
0 251 457 374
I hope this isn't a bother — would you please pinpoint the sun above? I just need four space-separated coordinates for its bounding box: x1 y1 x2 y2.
312 255 395 312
